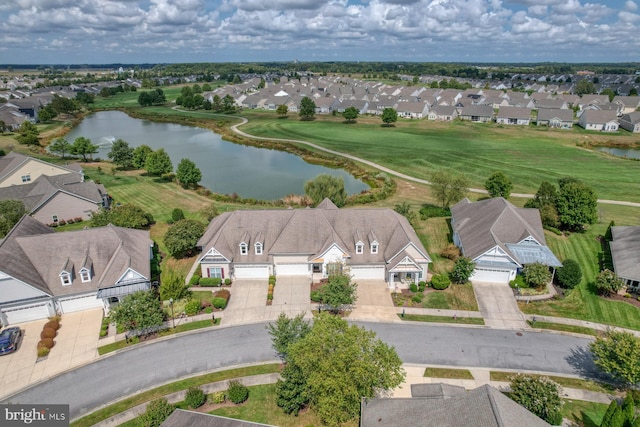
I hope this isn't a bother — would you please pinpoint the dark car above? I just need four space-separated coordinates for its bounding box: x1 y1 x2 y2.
0 327 22 355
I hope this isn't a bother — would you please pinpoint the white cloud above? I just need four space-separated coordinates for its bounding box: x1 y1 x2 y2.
624 1 637 11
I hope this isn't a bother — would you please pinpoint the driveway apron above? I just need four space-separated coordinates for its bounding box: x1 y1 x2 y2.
271 276 312 319
472 281 529 329
223 280 269 325
350 280 399 322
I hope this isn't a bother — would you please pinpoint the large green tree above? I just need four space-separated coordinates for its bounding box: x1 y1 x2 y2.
15 121 40 146
0 200 26 238
71 137 99 162
590 330 640 387
132 145 153 169
555 178 598 231
110 290 164 332
286 314 405 426
38 104 58 122
318 273 358 314
276 104 288 118
299 97 316 120
381 107 398 126
108 139 134 169
267 312 311 361
304 174 347 207
145 148 173 176
508 375 563 425
429 170 470 207
175 158 202 188
49 137 72 159
163 219 205 258
342 106 358 123
485 171 513 198
159 271 191 302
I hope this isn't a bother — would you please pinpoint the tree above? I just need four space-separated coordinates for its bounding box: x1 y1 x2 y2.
276 104 288 118
429 170 470 207
90 204 154 229
137 397 174 427
299 97 316 121
145 148 173 176
485 171 513 198
523 263 551 289
138 88 166 107
222 94 236 113
198 203 219 222
51 95 78 114
163 219 205 258
287 313 405 426
342 106 358 123
381 107 398 126
601 88 616 102
595 269 624 296
318 273 358 314
555 259 582 289
276 362 310 416
508 374 562 425
132 145 153 169
15 121 40 146
0 200 26 238
108 139 134 169
267 312 311 361
49 137 72 159
71 137 99 162
159 270 191 302
175 158 202 188
575 79 596 95
451 257 476 284
590 330 640 387
304 174 347 207
555 178 598 231
38 104 58 122
110 290 164 332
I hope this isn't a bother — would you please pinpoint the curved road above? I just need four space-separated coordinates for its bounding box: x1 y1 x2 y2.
229 116 640 207
4 322 596 420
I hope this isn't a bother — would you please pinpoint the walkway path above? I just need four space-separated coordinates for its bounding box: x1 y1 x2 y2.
228 116 640 207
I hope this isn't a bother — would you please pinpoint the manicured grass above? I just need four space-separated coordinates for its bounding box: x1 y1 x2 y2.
97 319 218 355
238 111 640 201
423 367 474 380
70 364 280 427
489 371 612 393
398 313 485 325
421 283 479 311
527 320 602 337
561 399 609 427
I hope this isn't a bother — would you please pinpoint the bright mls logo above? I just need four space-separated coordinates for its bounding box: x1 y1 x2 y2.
1 404 68 426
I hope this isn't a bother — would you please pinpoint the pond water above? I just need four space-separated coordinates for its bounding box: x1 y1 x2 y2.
596 146 640 160
64 111 369 200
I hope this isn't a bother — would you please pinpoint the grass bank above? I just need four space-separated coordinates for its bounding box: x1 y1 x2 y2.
398 313 485 325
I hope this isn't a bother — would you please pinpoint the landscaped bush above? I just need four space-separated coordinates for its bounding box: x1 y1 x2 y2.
138 397 174 427
171 208 185 222
509 274 527 289
184 387 206 409
41 327 57 339
188 276 200 286
227 380 249 404
409 283 418 293
431 274 451 290
310 291 322 302
419 204 451 220
439 244 460 261
418 281 427 292
100 317 110 337
38 338 55 349
184 300 201 316
215 289 230 302
211 391 226 404
268 276 276 285
44 319 60 330
37 346 50 358
556 259 582 289
224 278 232 286
199 277 222 287
213 298 227 309
412 294 423 304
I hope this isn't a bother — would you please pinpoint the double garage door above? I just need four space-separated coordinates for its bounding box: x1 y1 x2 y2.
276 264 310 276
58 294 104 313
234 265 270 279
470 268 512 283
350 266 385 280
2 302 52 325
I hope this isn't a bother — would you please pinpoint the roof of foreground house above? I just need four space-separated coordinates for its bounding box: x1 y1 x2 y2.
161 409 275 427
0 152 82 183
610 226 640 282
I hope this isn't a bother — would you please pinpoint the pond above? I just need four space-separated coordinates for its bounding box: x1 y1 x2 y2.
64 111 369 200
596 146 640 160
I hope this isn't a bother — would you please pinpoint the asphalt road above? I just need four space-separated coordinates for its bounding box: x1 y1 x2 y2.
3 322 597 420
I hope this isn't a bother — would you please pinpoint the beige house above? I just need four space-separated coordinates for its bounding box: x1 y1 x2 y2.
196 199 431 289
0 152 83 188
496 106 532 125
578 110 619 132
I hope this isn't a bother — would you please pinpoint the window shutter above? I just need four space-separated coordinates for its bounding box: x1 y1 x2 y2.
221 268 225 279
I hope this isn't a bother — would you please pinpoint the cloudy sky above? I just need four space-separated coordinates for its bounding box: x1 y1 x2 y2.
1 0 638 64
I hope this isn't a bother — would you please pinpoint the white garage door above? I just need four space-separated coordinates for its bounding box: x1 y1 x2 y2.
470 268 512 283
234 265 270 279
276 264 310 276
350 266 385 280
59 294 104 313
2 302 51 325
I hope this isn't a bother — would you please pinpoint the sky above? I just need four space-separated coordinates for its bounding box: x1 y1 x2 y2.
0 0 638 65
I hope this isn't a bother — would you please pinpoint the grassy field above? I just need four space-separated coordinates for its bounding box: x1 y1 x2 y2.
421 283 479 311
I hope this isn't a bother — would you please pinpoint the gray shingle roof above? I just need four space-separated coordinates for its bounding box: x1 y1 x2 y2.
610 226 640 282
0 152 82 183
497 106 532 119
161 409 276 427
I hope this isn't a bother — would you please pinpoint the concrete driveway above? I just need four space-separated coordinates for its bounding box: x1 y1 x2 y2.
272 276 311 318
0 308 103 400
472 281 528 329
350 280 398 322
223 280 269 325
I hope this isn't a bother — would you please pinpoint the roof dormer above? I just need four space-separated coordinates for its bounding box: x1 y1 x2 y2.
240 231 250 256
59 258 73 286
368 230 379 254
354 230 364 255
79 255 93 282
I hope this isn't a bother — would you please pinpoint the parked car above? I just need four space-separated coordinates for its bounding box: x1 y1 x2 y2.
0 327 23 355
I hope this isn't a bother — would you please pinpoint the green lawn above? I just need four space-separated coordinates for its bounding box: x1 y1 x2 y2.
423 367 474 380
490 371 612 393
398 313 485 325
421 283 479 311
527 321 602 337
561 399 609 427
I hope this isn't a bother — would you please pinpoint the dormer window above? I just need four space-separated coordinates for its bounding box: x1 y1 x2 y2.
21 174 31 183
255 242 263 255
371 243 379 254
60 272 71 286
240 243 248 255
356 243 363 254
80 268 91 283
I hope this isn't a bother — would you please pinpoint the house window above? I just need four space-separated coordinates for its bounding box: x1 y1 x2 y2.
60 272 71 286
80 269 91 283
52 215 59 223
21 174 31 183
371 243 379 254
240 243 248 255
312 264 322 273
208 267 223 279
255 243 263 255
356 243 363 254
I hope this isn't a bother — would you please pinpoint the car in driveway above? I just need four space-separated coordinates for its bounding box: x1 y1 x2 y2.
0 327 23 355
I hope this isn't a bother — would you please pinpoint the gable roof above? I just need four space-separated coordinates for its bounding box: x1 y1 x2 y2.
497 106 532 119
161 409 276 427
537 108 574 122
610 226 640 282
0 152 83 184
461 105 494 117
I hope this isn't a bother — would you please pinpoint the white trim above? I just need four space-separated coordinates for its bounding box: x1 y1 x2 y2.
387 242 431 264
255 242 263 255
60 271 71 286
115 268 148 284
240 243 248 256
198 247 230 263
79 267 91 283
356 243 363 254
371 243 378 254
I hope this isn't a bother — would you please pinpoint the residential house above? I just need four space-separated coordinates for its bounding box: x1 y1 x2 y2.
360 383 550 427
534 98 568 110
427 105 458 121
0 174 110 225
0 106 29 131
195 199 431 289
450 198 561 283
459 105 494 123
536 108 574 129
0 152 83 188
578 110 619 132
0 216 153 325
577 95 609 110
619 112 640 133
161 410 275 427
613 96 640 114
496 106 532 125
396 101 429 119
609 226 640 292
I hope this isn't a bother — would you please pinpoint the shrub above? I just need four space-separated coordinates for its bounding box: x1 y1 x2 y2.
188 275 200 286
213 297 227 309
439 244 460 261
58 219 67 226
556 259 582 289
418 281 426 292
40 327 57 339
211 391 226 404
199 277 222 287
450 257 476 284
184 300 201 316
310 291 322 302
184 387 206 409
44 319 60 330
523 263 551 289
38 338 55 349
419 204 450 220
509 274 527 289
37 346 50 358
268 277 276 286
138 397 174 427
409 283 418 293
412 294 423 304
214 289 230 303
171 208 185 222
227 380 249 404
224 278 232 286
431 274 451 290
267 293 274 301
